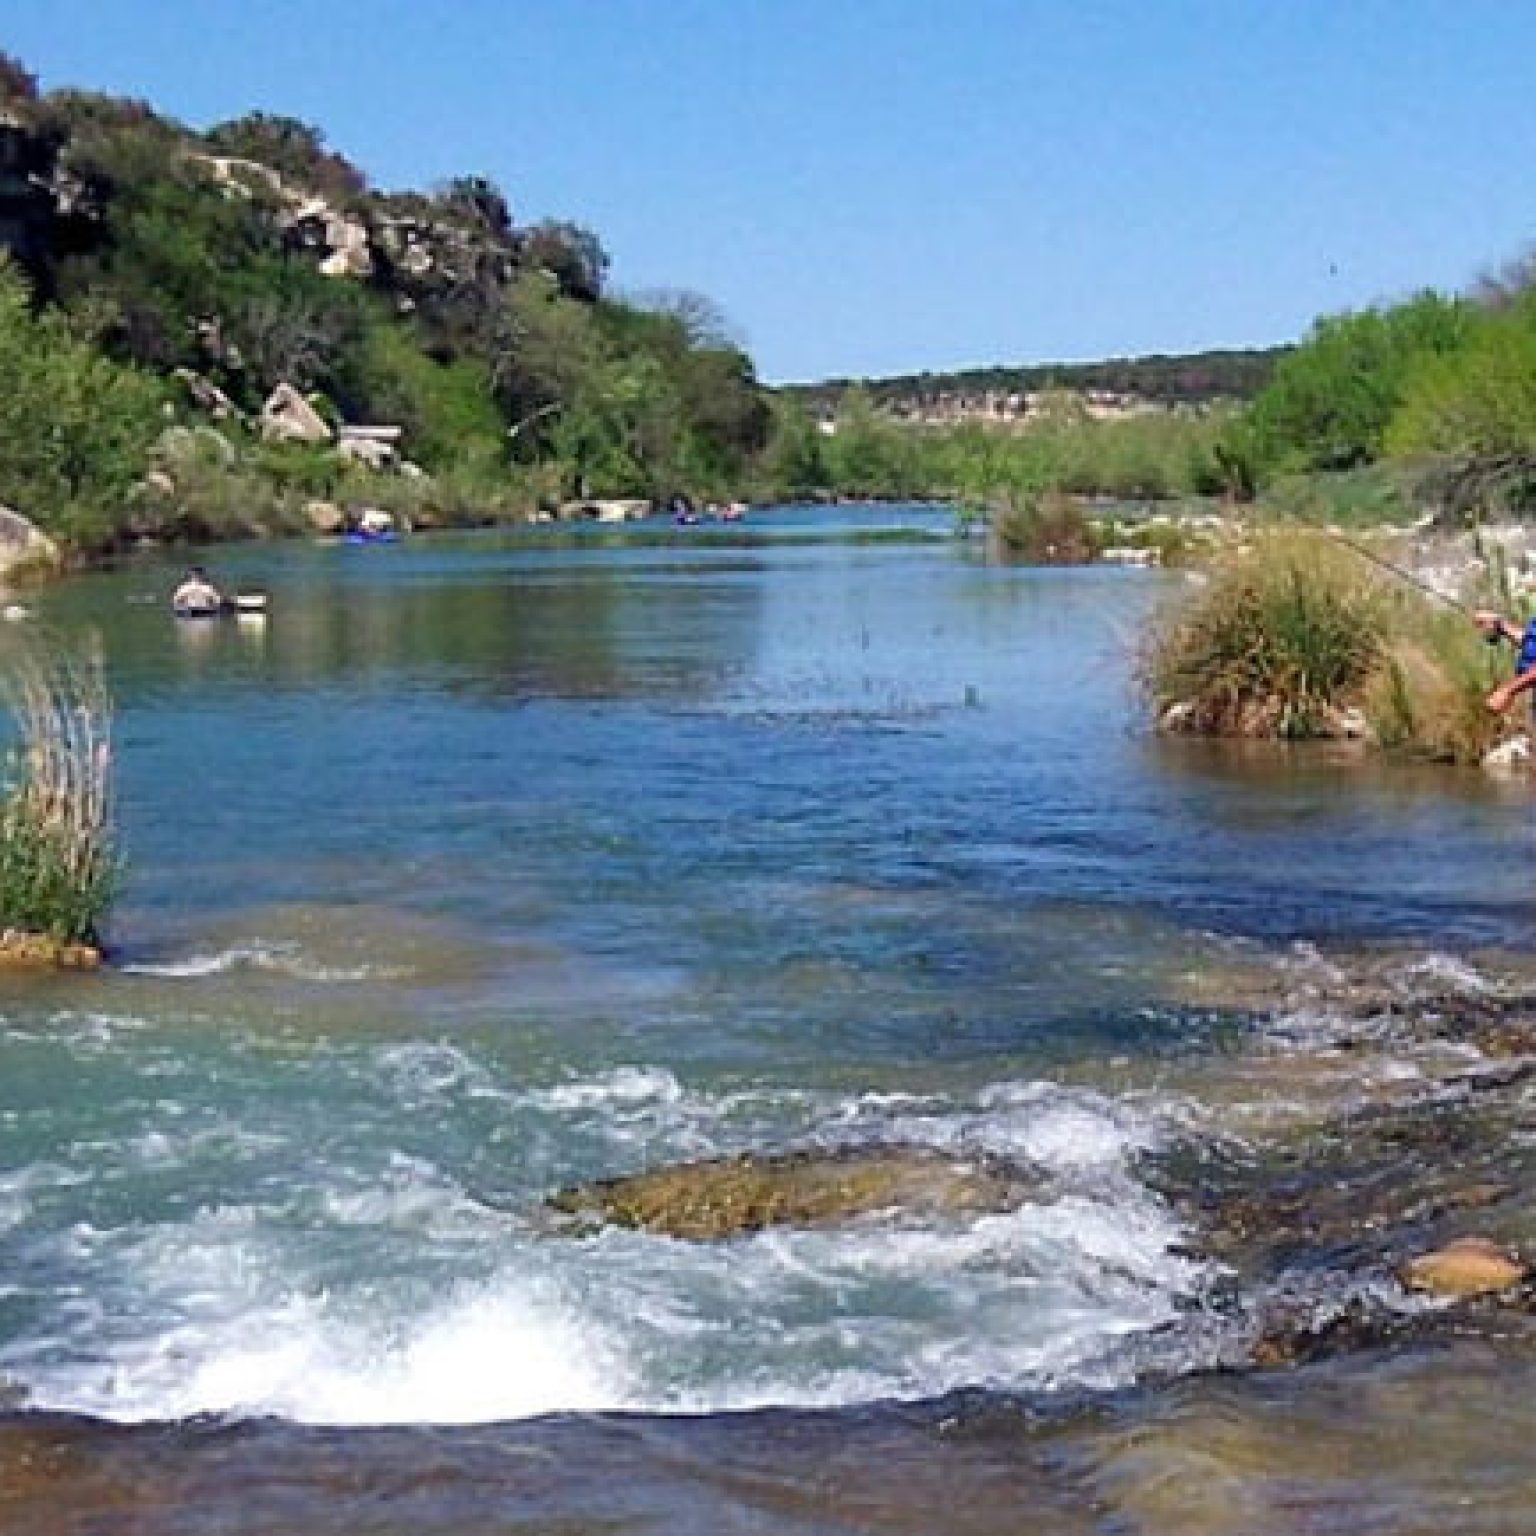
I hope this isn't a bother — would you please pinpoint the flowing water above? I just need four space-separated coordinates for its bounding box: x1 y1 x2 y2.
2 506 1535 1533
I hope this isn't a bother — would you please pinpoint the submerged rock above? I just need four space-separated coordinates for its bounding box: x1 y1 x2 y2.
1400 1237 1527 1298
548 1145 1035 1239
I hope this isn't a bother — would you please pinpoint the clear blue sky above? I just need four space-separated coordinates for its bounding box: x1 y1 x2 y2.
5 0 1533 382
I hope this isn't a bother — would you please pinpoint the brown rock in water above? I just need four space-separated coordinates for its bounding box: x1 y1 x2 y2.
1400 1237 1527 1298
0 931 102 970
548 1145 1034 1240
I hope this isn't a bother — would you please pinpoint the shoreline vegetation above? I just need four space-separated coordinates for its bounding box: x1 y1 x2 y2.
0 638 114 969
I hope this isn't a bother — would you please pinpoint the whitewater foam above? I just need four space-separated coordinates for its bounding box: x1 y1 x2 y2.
123 942 398 983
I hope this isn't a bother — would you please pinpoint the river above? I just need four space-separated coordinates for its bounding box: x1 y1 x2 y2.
1 504 1534 1533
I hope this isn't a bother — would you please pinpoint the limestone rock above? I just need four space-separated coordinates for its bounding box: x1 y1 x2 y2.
0 930 102 970
558 498 652 524
1400 1237 1526 1298
1324 705 1375 742
0 506 60 582
1482 735 1531 774
355 507 396 536
548 1145 1035 1240
304 499 346 535
260 383 332 445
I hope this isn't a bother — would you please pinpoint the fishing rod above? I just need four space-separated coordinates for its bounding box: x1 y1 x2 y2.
1313 525 1529 654
1319 528 1472 617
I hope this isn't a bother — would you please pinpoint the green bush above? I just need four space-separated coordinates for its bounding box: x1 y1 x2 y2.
0 258 165 544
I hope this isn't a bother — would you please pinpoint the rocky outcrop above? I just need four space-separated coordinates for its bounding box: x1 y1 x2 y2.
291 197 372 279
303 499 346 535
260 383 332 445
336 425 402 470
548 1145 1036 1240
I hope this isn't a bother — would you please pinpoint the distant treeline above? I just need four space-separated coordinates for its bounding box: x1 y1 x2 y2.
784 347 1290 414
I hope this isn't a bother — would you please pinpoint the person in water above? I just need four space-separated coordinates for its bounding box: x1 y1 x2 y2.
1473 608 1536 714
171 566 225 615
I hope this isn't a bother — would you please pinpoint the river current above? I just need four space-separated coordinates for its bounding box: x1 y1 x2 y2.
2 505 1534 1533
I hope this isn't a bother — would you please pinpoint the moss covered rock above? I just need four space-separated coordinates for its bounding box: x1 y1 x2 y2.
549 1145 1035 1240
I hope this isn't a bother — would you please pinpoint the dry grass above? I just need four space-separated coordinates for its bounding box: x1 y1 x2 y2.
1362 612 1513 763
991 490 1101 564
1143 531 1387 738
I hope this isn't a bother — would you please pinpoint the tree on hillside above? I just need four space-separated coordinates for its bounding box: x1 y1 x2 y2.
436 175 514 241
0 257 163 541
205 112 366 202
1388 292 1536 459
1245 293 1473 474
521 219 608 303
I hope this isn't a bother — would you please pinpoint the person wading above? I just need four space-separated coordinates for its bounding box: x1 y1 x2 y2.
1474 609 1536 715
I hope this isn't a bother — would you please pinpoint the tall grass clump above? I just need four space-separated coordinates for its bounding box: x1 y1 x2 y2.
1143 531 1387 738
1362 611 1511 763
991 490 1101 564
0 642 117 947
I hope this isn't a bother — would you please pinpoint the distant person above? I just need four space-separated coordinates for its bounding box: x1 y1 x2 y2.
1473 608 1536 714
171 566 225 617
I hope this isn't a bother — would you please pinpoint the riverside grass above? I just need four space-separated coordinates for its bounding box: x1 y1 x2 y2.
1144 530 1515 761
0 641 116 948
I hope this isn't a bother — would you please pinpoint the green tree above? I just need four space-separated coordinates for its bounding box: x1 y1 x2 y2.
350 317 506 470
0 258 164 542
521 219 608 302
1387 294 1536 457
1245 292 1473 475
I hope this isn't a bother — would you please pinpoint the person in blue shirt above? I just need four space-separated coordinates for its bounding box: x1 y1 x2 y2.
1474 609 1536 715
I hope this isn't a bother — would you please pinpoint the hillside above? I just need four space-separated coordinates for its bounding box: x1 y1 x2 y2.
0 50 771 551
784 346 1289 426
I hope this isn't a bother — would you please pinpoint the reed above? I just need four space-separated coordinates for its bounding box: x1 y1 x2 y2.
1362 609 1515 763
0 641 117 946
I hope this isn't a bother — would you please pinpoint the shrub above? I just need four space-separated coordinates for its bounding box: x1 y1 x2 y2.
1143 532 1387 737
992 490 1101 563
0 641 117 945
